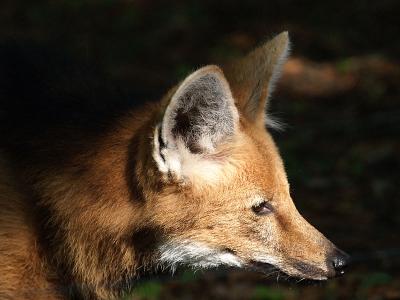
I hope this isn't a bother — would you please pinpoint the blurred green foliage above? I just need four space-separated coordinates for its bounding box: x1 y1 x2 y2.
251 286 285 300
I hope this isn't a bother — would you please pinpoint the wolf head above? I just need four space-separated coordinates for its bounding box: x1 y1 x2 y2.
149 32 349 280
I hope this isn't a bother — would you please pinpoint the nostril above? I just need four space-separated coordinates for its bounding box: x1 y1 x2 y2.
332 257 346 275
331 249 350 277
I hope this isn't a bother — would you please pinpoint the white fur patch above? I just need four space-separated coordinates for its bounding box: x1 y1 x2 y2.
251 255 280 267
152 126 169 174
158 240 243 273
250 194 267 208
153 124 227 183
265 114 286 131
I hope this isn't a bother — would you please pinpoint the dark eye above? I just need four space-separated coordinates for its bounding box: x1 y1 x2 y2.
252 201 273 215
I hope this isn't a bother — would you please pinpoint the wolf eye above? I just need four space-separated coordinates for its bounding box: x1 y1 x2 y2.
252 201 272 215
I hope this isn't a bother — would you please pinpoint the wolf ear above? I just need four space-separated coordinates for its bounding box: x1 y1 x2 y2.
153 65 239 179
224 31 290 128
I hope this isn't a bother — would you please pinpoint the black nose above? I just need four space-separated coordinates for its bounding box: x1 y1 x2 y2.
331 248 350 277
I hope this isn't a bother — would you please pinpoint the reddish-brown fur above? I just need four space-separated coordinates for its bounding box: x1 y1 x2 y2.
0 32 347 299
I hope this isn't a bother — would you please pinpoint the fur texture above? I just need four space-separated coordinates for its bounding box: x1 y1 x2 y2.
0 33 347 300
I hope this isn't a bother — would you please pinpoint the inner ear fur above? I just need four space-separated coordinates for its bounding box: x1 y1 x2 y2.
153 65 240 181
161 65 238 154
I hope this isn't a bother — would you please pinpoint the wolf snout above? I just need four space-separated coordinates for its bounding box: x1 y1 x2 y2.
328 248 350 278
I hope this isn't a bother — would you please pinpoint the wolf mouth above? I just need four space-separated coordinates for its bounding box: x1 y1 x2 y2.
247 260 277 274
247 260 328 281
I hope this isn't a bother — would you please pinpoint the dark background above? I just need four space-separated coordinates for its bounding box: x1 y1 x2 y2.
1 1 399 299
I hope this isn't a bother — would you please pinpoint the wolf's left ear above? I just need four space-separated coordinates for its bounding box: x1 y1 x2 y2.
224 31 290 128
153 66 239 179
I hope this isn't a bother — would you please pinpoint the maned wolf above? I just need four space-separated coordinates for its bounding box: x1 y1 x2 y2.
0 32 349 299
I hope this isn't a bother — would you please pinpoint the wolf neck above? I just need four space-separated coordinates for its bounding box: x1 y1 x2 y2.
0 105 162 299
37 107 162 298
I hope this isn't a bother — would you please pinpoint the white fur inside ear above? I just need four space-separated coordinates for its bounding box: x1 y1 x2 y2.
161 66 238 153
158 240 243 273
153 66 239 182
153 125 226 182
152 125 183 178
152 126 169 174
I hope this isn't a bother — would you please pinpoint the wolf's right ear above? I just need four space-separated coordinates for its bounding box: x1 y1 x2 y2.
153 65 239 180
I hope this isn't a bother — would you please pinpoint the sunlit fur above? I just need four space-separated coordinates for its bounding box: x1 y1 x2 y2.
158 240 243 272
0 32 340 300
